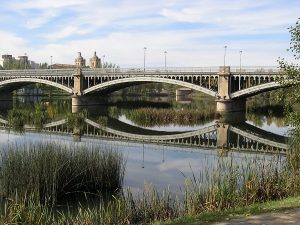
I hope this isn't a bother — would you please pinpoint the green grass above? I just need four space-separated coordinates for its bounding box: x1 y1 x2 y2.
153 195 300 225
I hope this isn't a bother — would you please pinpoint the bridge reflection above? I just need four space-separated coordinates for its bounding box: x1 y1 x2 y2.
0 112 289 155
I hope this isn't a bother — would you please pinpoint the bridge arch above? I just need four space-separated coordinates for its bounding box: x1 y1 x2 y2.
0 78 73 94
230 82 282 99
83 76 217 97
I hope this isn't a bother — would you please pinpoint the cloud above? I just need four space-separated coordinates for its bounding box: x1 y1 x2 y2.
1 0 298 67
24 10 58 29
10 0 86 10
0 31 27 56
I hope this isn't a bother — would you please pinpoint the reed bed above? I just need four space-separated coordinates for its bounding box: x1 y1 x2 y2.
125 107 215 127
1 152 298 225
0 142 125 205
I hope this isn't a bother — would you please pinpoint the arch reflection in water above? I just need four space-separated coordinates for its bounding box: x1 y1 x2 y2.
0 112 288 155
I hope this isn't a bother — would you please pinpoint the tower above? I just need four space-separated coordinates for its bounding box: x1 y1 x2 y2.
75 52 86 67
90 51 101 68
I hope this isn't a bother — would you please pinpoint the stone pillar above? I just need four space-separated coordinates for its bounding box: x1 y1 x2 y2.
73 68 83 96
216 99 246 113
216 123 229 156
218 66 231 100
216 66 245 113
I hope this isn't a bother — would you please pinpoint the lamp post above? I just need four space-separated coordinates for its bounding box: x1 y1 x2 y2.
223 45 227 68
239 50 242 72
102 55 105 68
164 51 167 72
143 47 147 73
50 56 53 69
239 50 242 90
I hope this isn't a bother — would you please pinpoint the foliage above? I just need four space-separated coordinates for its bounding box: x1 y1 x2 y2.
67 110 87 129
7 104 49 131
3 58 29 70
278 19 300 146
102 62 119 68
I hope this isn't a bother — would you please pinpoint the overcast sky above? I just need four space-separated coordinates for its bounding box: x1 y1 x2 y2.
0 0 299 67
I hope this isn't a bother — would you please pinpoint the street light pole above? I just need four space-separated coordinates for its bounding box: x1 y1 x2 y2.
102 55 105 68
223 45 227 68
143 47 147 73
239 50 242 72
164 51 167 71
239 50 242 90
50 56 53 69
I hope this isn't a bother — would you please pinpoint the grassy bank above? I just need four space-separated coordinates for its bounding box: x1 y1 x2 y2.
154 195 300 225
1 151 299 225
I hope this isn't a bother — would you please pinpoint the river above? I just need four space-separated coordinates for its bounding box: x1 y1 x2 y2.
0 93 289 196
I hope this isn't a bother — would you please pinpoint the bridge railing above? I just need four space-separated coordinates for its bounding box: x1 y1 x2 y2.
230 66 282 73
83 67 221 73
0 66 283 76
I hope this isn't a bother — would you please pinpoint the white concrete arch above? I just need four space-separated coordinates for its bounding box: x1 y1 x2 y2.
85 118 216 141
83 77 217 97
0 78 73 94
230 126 288 149
230 82 281 99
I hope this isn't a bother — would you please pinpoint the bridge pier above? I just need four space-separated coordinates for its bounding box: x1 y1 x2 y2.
216 66 246 114
216 99 246 113
216 123 229 156
72 95 107 107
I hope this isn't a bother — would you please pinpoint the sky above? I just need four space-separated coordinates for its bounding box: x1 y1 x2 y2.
0 0 299 68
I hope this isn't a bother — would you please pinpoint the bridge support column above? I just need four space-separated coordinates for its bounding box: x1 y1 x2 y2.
216 123 230 156
216 99 245 113
218 66 231 100
216 66 245 114
73 68 83 96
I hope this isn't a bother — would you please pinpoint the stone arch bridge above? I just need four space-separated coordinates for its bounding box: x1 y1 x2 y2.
0 66 285 112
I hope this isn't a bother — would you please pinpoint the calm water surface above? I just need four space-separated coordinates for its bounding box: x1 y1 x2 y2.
0 95 289 194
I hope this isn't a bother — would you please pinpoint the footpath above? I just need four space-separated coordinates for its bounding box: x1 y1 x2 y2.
213 207 300 225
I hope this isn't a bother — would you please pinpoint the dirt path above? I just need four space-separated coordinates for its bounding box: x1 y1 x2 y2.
213 208 300 225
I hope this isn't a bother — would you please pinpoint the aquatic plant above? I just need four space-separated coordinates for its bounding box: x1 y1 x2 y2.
0 142 125 205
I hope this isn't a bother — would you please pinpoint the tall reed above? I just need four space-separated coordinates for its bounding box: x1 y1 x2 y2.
1 153 298 225
125 107 215 127
0 142 125 205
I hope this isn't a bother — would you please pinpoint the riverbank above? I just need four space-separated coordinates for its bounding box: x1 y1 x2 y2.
154 195 300 225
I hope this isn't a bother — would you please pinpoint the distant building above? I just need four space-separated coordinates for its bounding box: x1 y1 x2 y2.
1 54 13 67
90 51 101 68
18 55 28 64
75 52 86 67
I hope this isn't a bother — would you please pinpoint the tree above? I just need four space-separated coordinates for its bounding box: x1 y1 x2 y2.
279 18 300 147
